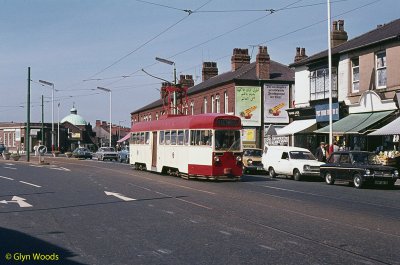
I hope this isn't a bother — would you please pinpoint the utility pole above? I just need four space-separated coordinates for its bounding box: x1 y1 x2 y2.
26 67 31 162
41 95 44 144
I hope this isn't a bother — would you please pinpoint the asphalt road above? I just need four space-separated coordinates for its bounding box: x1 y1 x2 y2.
0 157 399 265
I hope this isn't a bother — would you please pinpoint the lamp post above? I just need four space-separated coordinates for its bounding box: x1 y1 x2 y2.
97 87 112 147
57 102 60 151
327 0 333 147
155 57 176 114
39 79 55 152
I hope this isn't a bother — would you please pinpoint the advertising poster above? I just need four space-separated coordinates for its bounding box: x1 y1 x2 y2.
235 86 261 126
264 84 289 123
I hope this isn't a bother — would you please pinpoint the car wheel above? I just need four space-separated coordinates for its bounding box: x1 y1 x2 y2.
353 174 363 189
293 169 301 181
269 167 276 178
325 172 335 185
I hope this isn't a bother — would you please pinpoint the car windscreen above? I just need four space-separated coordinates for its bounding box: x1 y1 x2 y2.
102 147 116 152
351 152 381 165
289 151 316 160
244 149 262 157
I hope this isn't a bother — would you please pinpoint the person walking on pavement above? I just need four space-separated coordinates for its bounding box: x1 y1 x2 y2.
315 142 327 162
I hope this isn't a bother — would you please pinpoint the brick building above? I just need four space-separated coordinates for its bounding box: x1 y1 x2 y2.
131 46 294 148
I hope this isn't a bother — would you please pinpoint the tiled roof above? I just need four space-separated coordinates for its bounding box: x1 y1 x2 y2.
290 18 400 67
132 60 294 114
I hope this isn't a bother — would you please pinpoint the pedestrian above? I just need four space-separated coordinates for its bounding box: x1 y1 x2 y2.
315 142 327 162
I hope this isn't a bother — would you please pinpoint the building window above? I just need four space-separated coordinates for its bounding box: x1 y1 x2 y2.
190 101 194 115
376 51 387 88
351 58 360 93
216 94 220 113
203 97 208 114
224 92 228 113
309 68 338 100
156 113 159 120
211 96 215 113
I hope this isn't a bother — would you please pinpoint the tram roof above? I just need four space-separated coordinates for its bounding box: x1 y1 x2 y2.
131 113 242 132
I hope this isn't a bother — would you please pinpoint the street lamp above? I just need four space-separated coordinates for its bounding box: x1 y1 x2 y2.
155 57 176 114
97 87 112 147
39 79 55 152
57 102 60 151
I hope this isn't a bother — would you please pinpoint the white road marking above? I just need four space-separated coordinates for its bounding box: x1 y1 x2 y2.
157 249 172 254
5 163 15 166
104 191 136 201
0 196 33 208
19 181 42 188
259 245 275 251
30 164 43 168
0 176 14 180
3 166 17 170
176 198 213 210
219 231 231 236
50 167 71 171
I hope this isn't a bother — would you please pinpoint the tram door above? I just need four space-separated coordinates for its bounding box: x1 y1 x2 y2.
152 132 157 167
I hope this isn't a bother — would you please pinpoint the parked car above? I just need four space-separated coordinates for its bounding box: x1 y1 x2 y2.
0 144 6 154
72 147 92 159
95 147 118 161
118 147 130 164
242 148 264 174
320 151 399 188
262 146 323 181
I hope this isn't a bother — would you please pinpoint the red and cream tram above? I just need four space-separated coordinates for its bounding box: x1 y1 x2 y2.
129 113 243 180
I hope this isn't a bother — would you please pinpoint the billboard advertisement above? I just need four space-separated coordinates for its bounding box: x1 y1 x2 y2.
235 86 261 126
264 83 290 123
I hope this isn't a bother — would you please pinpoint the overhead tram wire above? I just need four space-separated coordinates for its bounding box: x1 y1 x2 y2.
86 0 213 81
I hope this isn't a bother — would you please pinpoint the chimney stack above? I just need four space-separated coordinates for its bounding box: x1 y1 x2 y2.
331 20 348 47
256 46 270 80
179 75 194 88
231 48 250 71
294 47 308 63
202 62 218 81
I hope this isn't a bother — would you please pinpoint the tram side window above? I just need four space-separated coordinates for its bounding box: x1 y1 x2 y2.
131 133 138 144
171 130 177 145
145 132 150 144
190 130 212 146
165 131 171 145
184 130 189 145
159 131 165 145
177 130 184 145
140 132 145 144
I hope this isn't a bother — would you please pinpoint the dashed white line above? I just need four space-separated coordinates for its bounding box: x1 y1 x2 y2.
259 245 275 251
219 231 232 236
19 181 42 188
0 176 14 180
3 166 17 170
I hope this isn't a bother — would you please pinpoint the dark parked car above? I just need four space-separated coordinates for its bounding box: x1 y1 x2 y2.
0 144 6 154
118 147 130 164
320 151 399 188
72 147 92 159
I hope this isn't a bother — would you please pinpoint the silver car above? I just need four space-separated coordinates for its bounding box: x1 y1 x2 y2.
95 147 118 161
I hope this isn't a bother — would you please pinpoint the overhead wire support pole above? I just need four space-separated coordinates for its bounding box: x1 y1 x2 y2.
26 67 31 162
39 79 55 152
97 87 112 147
327 0 333 148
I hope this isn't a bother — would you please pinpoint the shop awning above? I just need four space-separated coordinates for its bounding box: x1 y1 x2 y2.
369 116 400 135
314 110 394 134
276 119 317 136
117 132 131 143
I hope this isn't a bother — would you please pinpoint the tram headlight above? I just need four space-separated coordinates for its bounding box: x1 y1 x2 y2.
214 156 220 162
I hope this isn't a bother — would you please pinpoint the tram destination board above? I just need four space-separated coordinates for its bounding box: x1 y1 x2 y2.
215 118 241 127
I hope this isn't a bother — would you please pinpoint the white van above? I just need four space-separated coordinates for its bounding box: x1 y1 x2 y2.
262 146 323 181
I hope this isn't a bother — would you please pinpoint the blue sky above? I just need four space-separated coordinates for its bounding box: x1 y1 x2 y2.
1 0 399 127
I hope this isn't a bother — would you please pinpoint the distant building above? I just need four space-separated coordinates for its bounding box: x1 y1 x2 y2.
93 120 130 148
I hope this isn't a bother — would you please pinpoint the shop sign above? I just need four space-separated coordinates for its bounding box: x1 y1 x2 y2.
264 135 289 146
264 84 289 123
315 103 339 122
235 86 262 126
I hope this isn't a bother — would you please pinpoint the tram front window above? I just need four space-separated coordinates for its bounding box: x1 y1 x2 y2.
215 130 241 151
